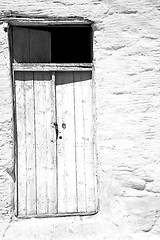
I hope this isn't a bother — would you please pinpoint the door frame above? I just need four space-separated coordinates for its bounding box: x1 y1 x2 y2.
8 20 98 218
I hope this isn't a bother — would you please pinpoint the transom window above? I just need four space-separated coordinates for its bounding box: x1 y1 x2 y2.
13 25 92 63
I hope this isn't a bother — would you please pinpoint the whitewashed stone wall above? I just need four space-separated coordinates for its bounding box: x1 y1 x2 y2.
1 0 160 239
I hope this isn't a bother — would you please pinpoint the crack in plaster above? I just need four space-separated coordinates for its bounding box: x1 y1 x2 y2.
119 10 138 14
2 217 12 239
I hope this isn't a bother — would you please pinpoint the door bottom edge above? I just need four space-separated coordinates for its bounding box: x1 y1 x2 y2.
16 210 98 219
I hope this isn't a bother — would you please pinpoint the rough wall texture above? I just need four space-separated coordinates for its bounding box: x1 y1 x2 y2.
0 0 160 239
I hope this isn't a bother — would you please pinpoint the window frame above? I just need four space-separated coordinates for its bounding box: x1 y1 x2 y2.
8 18 94 71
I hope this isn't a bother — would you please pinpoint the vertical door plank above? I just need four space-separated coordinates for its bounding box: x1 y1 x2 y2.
13 27 30 63
47 72 57 214
56 72 77 213
30 29 51 63
81 72 95 213
24 72 37 215
74 71 96 213
34 72 56 214
56 72 66 213
15 71 37 216
74 72 87 212
15 72 27 216
34 71 48 214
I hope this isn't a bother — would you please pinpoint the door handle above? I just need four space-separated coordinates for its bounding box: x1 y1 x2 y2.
53 122 59 139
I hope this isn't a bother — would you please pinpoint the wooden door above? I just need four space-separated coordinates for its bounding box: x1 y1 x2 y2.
15 70 96 217
56 71 96 214
15 71 57 217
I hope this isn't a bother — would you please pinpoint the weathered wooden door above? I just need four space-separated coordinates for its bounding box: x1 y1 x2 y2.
15 71 57 216
15 70 96 217
13 26 97 217
55 71 95 214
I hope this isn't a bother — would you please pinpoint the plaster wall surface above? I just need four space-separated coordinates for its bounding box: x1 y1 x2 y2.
0 0 160 239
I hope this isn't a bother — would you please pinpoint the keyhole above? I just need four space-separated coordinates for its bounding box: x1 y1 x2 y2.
62 123 66 129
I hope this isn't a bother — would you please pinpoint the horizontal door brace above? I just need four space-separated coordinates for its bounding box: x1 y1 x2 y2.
13 63 93 72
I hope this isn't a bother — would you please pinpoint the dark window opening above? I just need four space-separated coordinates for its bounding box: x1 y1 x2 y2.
51 26 92 63
12 25 93 63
